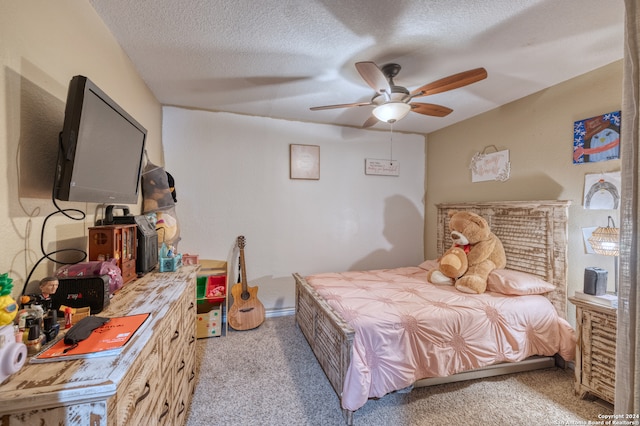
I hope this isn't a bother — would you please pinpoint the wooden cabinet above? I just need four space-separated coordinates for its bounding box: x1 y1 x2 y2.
89 224 137 284
0 266 198 425
569 296 617 405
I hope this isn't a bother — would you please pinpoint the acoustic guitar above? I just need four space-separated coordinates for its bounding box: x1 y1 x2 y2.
228 236 265 331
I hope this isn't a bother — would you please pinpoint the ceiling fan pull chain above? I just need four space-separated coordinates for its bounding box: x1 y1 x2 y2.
389 123 394 162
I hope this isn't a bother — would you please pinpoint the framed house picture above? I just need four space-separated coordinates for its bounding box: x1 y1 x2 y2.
290 144 320 180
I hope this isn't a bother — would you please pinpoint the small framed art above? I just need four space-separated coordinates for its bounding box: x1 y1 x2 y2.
290 144 320 180
573 111 621 164
365 159 399 176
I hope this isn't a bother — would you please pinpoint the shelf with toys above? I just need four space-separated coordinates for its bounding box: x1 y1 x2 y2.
195 259 227 338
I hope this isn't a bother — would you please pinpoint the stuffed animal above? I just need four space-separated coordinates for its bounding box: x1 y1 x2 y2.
142 163 176 214
429 210 506 294
156 210 180 246
426 246 468 284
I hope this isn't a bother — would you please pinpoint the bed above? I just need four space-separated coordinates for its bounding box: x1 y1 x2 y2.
293 200 574 425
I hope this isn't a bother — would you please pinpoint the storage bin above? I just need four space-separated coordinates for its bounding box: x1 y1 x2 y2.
196 304 222 338
205 274 226 302
196 276 208 299
196 273 226 303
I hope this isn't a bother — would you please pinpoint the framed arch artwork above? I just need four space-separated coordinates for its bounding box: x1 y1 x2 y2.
584 171 621 209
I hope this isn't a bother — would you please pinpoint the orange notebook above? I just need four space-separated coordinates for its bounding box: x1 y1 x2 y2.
31 313 150 363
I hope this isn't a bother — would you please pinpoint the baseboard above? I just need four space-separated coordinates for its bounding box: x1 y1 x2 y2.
266 307 295 318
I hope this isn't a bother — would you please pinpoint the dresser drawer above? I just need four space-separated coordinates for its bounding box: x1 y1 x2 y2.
121 259 137 284
114 341 162 425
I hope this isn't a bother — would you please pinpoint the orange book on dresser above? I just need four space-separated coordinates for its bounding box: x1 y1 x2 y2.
31 313 150 363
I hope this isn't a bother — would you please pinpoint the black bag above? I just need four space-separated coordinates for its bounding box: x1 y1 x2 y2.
64 316 110 345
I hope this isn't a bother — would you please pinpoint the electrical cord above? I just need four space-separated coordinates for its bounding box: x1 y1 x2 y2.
19 136 88 296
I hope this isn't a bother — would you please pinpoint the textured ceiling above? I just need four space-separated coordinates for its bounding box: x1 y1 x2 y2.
88 0 625 134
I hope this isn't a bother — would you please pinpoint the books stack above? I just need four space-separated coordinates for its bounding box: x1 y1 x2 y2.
574 291 618 308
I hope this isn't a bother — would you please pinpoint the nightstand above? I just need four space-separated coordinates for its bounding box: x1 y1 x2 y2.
569 296 617 405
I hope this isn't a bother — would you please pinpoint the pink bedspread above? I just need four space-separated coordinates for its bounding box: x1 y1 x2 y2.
305 266 576 412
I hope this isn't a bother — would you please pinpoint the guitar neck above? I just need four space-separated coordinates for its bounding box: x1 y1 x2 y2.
239 247 248 292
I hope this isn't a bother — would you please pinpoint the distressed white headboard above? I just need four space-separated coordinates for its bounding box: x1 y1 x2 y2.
436 200 570 319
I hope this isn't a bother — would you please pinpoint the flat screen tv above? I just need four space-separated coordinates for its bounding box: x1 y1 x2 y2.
55 75 146 205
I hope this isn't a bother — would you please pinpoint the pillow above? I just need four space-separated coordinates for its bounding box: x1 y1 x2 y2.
487 269 556 295
418 259 438 271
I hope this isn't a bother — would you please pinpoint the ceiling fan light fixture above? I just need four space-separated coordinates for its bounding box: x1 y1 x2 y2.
373 102 411 123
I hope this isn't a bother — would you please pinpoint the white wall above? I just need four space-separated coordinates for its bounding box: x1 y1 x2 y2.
163 107 426 312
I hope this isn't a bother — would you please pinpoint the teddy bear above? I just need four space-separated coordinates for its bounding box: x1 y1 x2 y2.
428 210 506 294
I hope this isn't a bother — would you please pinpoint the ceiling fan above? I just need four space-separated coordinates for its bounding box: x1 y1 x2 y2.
310 61 487 127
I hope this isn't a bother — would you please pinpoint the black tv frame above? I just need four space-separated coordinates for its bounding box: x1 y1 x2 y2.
55 75 146 205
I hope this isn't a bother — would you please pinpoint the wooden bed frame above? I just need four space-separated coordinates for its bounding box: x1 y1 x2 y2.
293 200 570 425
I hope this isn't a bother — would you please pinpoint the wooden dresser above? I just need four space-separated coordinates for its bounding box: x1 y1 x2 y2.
569 296 617 405
0 266 199 425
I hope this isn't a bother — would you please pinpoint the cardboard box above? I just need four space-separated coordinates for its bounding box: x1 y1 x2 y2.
182 254 199 265
196 304 222 338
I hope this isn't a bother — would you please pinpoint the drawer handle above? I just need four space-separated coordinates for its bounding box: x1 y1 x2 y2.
177 359 185 373
188 301 195 310
159 400 170 421
177 400 185 416
189 335 196 345
135 382 151 407
189 369 196 382
171 329 180 341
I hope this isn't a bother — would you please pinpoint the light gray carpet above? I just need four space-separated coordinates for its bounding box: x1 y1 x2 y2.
186 315 612 426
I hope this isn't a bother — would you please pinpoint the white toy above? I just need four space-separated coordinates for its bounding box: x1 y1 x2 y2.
0 325 27 384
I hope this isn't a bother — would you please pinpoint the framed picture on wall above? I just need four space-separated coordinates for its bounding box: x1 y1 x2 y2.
573 111 620 164
583 171 621 209
290 144 320 180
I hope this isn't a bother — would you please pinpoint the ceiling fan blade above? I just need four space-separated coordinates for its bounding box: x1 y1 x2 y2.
362 115 379 128
355 62 391 95
310 101 372 111
410 68 487 98
410 103 453 117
